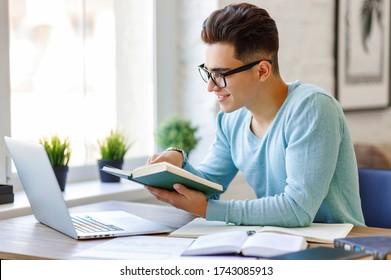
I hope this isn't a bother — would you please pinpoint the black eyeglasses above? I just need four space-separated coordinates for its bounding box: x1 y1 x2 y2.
198 59 272 88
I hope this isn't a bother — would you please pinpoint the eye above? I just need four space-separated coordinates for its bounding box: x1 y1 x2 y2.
212 72 223 79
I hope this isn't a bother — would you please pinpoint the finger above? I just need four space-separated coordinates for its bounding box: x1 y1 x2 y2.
173 183 206 199
147 154 161 164
148 153 167 164
145 186 179 203
144 185 162 195
173 184 189 196
144 186 171 203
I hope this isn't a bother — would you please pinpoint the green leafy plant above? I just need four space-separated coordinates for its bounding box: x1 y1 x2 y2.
39 135 71 167
156 115 199 155
98 130 130 160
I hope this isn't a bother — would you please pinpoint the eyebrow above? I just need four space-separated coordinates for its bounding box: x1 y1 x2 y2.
212 68 230 72
204 65 231 72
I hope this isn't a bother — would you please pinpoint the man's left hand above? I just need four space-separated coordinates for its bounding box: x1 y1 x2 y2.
145 184 208 218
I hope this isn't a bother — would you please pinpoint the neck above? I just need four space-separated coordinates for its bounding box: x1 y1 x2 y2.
249 75 288 138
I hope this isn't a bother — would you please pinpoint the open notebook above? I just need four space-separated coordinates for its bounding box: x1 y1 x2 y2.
169 218 353 244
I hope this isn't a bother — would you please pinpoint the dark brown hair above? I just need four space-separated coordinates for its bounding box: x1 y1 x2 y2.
201 3 279 73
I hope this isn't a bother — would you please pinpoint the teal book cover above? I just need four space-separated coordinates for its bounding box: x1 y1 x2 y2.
132 171 223 195
101 163 223 195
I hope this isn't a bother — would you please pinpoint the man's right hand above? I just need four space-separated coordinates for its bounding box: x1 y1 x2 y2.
147 150 184 168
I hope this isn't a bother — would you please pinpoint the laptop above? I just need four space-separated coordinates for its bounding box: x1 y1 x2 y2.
4 136 171 240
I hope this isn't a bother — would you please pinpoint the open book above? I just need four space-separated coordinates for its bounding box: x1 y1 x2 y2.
170 218 353 244
182 230 308 258
101 162 223 195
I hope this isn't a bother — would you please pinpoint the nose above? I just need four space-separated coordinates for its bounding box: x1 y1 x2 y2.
207 79 220 92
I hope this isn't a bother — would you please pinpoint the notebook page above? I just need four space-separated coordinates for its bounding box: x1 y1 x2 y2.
261 223 353 243
169 218 262 238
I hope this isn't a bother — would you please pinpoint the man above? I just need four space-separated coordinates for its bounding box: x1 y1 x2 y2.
146 3 365 227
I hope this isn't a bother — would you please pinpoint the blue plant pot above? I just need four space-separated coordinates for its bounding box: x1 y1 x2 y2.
98 159 124 183
53 166 69 192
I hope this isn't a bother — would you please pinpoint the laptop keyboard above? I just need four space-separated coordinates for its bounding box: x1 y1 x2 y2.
72 215 124 233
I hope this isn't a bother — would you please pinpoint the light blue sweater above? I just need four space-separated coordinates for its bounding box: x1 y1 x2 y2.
185 81 365 227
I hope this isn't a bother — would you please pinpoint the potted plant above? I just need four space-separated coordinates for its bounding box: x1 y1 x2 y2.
39 135 71 191
97 130 131 182
156 115 199 155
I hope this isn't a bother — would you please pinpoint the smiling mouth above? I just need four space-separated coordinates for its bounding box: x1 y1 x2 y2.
216 93 231 101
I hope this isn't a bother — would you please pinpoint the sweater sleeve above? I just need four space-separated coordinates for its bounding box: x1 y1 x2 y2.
206 93 346 227
183 111 238 199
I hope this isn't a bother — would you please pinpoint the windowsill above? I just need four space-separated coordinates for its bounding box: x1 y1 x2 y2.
0 180 153 220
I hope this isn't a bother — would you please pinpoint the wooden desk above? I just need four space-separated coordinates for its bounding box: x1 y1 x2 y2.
1 200 390 260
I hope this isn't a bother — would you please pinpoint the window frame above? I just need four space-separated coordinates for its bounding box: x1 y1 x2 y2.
0 0 11 184
1 0 175 190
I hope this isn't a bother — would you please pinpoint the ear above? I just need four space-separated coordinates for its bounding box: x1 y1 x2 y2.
257 60 272 81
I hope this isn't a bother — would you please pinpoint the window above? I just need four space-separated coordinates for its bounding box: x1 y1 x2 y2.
7 0 155 183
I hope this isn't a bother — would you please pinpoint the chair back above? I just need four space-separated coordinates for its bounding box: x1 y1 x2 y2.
358 168 391 228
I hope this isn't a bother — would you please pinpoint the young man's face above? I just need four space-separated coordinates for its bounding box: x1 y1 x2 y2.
203 43 261 113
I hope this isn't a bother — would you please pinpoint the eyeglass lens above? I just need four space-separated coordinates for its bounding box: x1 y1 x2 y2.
198 68 226 88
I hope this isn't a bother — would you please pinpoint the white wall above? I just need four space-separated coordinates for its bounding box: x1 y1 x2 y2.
176 0 219 164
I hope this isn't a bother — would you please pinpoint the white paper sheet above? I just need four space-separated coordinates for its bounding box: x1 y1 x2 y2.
74 236 195 260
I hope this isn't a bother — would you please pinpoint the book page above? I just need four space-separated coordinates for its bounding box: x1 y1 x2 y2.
171 218 353 243
241 232 307 258
132 162 166 177
182 231 249 256
100 166 132 179
261 223 353 243
169 218 262 238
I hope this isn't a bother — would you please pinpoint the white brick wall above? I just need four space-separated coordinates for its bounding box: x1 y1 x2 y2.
176 0 219 165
